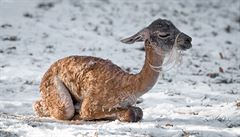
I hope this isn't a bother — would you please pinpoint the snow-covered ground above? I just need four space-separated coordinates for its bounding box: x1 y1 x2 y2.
0 0 240 136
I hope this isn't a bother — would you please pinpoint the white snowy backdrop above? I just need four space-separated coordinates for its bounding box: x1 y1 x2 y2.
0 0 239 136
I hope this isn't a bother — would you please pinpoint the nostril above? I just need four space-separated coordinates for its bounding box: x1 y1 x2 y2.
179 33 192 43
186 37 192 43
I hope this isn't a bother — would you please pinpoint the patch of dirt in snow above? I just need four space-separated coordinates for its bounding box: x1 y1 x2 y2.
0 0 240 137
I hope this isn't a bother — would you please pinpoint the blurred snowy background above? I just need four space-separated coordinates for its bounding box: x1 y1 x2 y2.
0 0 239 136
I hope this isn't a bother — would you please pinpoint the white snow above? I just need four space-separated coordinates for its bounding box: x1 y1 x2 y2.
0 0 240 137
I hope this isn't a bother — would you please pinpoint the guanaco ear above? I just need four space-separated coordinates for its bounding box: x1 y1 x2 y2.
121 28 149 44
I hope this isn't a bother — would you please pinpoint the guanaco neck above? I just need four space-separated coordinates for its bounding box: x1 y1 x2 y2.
134 41 165 97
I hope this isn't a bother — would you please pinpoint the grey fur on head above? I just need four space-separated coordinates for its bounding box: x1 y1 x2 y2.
121 18 192 51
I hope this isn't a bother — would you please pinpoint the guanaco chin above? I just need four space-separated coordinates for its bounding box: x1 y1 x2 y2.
33 18 192 122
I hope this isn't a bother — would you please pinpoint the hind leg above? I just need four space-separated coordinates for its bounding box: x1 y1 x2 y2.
36 76 75 120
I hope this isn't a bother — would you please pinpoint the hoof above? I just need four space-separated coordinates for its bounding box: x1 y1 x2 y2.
33 100 50 117
71 114 82 121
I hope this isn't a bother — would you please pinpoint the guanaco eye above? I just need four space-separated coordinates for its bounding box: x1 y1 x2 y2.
158 33 170 38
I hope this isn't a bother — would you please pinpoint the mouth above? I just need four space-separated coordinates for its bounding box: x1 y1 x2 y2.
179 42 192 50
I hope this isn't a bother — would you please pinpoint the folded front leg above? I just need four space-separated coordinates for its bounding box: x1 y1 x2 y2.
117 106 143 122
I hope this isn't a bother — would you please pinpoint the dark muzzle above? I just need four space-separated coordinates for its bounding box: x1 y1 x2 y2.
178 33 192 50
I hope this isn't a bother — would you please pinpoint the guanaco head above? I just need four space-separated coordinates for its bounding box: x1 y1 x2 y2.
121 18 192 52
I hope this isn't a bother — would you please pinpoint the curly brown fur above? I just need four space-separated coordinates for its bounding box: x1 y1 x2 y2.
33 18 192 122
